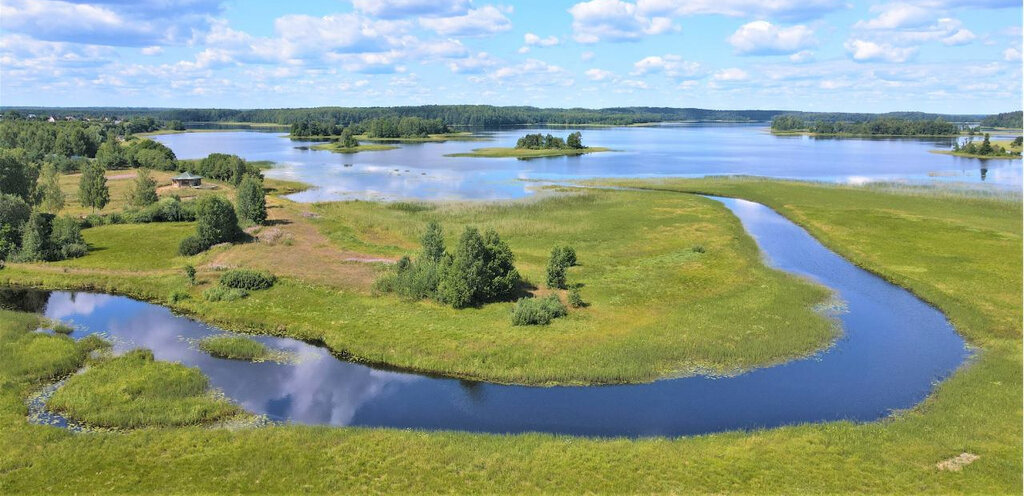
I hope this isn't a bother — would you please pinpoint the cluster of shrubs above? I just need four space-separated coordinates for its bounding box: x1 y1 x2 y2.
202 286 249 302
509 245 584 326
510 294 568 326
202 269 276 302
0 195 87 263
545 245 578 290
375 221 521 309
219 269 276 290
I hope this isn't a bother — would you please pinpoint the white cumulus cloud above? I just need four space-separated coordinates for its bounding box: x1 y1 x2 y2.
845 39 917 62
728 21 816 55
569 0 675 43
419 6 512 37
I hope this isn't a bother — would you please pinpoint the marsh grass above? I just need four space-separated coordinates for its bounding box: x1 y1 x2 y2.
197 335 270 361
46 349 240 428
49 321 74 335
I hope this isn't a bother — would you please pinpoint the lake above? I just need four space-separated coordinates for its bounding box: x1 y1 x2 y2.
153 125 1023 202
12 197 969 437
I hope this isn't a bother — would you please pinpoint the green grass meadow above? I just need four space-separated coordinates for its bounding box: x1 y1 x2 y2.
0 178 1019 493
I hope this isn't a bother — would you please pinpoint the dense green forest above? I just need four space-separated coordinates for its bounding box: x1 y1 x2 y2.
1 106 1001 132
8 106 955 128
980 111 1023 129
290 116 450 138
770 115 959 136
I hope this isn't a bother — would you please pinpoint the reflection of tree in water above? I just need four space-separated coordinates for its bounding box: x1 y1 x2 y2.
980 166 987 181
459 379 485 403
0 287 51 313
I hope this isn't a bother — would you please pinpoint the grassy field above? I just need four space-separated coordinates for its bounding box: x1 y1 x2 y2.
0 178 1019 493
446 146 612 158
3 188 837 385
308 142 399 154
56 169 233 216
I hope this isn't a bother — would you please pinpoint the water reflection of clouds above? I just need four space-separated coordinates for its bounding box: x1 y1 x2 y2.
156 129 1023 202
44 289 429 427
45 292 114 320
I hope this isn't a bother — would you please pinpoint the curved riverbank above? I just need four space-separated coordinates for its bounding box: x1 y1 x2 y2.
11 194 969 437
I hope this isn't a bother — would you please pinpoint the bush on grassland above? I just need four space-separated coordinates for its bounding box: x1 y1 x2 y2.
178 235 206 256
568 287 585 308
203 286 248 302
510 294 568 326
219 269 276 290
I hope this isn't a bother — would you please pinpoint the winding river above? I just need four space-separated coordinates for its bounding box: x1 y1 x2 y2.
12 196 969 437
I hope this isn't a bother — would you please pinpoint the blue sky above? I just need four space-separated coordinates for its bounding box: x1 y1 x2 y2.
1 0 1021 113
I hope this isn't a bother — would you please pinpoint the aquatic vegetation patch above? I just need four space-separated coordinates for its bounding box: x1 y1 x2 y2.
46 348 241 428
195 335 295 363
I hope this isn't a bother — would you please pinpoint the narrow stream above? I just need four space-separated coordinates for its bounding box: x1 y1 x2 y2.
9 196 969 437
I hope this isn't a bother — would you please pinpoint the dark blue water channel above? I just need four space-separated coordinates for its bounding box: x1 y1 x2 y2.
12 197 969 437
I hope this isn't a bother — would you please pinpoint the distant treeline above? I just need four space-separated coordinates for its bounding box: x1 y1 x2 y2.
290 116 450 138
771 115 959 136
980 111 1022 129
2 105 998 129
5 106 792 127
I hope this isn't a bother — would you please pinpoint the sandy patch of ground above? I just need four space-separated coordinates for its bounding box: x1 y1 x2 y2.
936 453 979 472
206 196 386 290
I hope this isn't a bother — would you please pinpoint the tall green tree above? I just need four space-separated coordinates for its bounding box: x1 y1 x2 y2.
78 161 109 212
0 150 35 201
127 169 158 208
420 221 445 263
194 195 242 247
480 229 519 300
566 132 583 149
435 227 520 308
235 174 267 225
95 140 129 169
0 194 31 260
437 227 487 308
36 162 65 213
341 127 358 148
18 211 55 262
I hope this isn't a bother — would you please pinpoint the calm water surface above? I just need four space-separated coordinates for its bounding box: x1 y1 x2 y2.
12 197 969 437
153 125 1022 201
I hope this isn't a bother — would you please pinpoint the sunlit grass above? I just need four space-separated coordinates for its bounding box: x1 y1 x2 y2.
197 335 269 361
0 178 1019 493
46 349 240 428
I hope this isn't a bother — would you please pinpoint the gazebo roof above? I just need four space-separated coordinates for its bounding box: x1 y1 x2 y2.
172 172 202 180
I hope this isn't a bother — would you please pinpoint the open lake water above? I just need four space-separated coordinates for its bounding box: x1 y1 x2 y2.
153 125 1022 201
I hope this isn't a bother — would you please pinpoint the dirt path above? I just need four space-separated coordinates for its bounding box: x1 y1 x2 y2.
204 196 388 290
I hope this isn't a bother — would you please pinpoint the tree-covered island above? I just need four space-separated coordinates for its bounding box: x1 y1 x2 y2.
770 115 960 137
934 134 1023 159
446 131 611 158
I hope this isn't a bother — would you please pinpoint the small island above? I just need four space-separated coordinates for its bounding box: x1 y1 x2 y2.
770 115 961 137
309 142 398 154
447 132 610 158
932 134 1022 159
